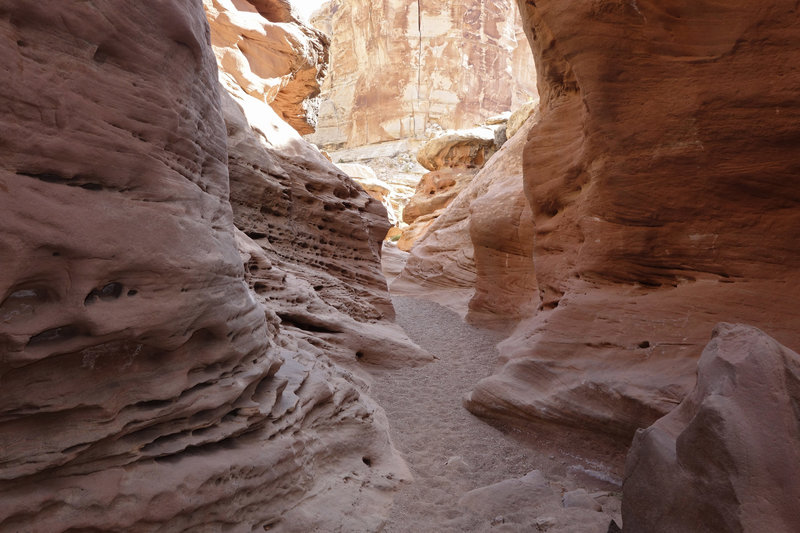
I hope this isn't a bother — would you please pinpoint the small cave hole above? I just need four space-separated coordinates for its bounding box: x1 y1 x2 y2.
638 341 651 349
362 456 372 467
355 351 364 360
92 46 108 64
84 282 123 305
127 289 138 297
28 325 79 346
16 40 26 47
52 251 60 257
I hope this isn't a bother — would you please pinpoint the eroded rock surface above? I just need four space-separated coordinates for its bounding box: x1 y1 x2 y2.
0 1 427 531
623 324 800 532
393 114 538 321
306 0 537 149
460 0 800 436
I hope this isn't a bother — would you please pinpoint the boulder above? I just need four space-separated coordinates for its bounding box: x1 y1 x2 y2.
416 126 501 172
622 324 800 533
506 99 538 140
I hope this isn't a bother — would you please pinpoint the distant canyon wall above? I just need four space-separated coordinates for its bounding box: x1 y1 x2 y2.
0 1 428 531
306 0 537 149
399 0 800 437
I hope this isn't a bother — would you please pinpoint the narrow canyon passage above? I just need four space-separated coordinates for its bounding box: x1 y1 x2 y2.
370 292 625 531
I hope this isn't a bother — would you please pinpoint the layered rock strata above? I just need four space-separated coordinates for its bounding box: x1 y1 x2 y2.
623 324 800 532
461 0 800 436
306 0 537 149
0 1 427 531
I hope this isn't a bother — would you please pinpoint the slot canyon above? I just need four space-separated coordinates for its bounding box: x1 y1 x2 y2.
1 0 799 532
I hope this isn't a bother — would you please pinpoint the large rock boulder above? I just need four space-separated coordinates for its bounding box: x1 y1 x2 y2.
305 0 537 149
416 126 501 172
622 324 800 533
462 0 800 436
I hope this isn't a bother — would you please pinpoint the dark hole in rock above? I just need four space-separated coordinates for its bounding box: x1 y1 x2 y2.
52 252 60 257
93 46 108 64
355 351 364 360
79 183 103 191
28 325 79 346
246 231 267 239
127 289 138 296
84 282 123 305
16 40 26 47
638 341 651 349
362 457 372 467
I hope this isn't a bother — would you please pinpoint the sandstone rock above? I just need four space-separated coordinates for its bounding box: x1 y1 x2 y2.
562 489 602 512
393 114 539 321
416 126 501 172
622 324 800 533
0 1 427 531
464 0 800 436
336 162 403 226
402 168 477 223
306 0 537 149
506 99 539 139
457 471 616 532
205 0 328 134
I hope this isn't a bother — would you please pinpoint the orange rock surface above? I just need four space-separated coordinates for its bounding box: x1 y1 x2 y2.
463 0 800 436
306 0 537 148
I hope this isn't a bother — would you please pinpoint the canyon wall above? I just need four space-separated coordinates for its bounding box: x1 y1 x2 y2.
0 1 427 531
306 0 538 149
400 0 800 437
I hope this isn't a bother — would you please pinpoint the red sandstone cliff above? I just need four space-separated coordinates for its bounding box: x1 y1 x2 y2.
398 0 800 437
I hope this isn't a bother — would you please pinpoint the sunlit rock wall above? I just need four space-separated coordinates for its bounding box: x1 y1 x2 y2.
306 0 538 149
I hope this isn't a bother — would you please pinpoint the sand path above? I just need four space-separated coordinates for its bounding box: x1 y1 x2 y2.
370 295 624 532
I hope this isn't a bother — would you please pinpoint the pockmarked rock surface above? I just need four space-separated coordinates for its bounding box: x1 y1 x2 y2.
461 0 800 436
306 0 537 149
0 1 427 531
623 324 800 533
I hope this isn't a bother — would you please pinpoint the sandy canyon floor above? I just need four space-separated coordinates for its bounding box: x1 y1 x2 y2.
371 249 626 532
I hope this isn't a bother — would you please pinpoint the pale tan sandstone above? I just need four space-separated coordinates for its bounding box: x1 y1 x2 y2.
306 0 537 149
464 0 800 437
0 1 427 531
416 126 502 172
506 98 539 139
623 324 800 532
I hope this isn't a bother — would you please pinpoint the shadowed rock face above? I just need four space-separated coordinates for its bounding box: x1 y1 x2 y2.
0 1 426 531
623 324 800 533
306 0 537 149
